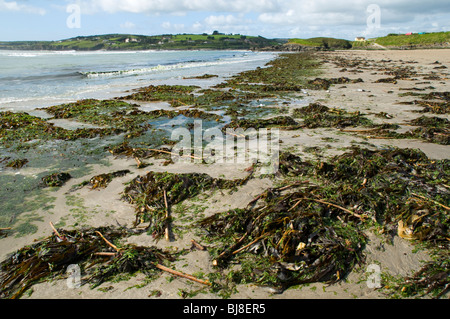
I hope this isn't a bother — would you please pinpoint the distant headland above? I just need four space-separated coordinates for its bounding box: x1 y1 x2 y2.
0 30 448 51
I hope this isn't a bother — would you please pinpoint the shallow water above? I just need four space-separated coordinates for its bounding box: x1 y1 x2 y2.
0 50 276 111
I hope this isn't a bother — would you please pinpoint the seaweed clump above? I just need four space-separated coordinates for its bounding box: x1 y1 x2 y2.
397 251 449 298
88 170 131 190
122 171 253 239
222 116 301 131
118 85 200 107
199 147 449 295
199 187 367 291
0 111 120 147
5 159 28 169
41 172 72 187
307 77 363 90
359 115 449 145
0 226 177 299
292 102 374 128
214 52 321 95
398 91 449 114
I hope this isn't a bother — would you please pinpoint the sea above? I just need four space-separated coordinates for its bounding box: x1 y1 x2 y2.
0 50 277 112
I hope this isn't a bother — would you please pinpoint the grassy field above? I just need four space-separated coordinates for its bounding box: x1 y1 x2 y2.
0 33 278 51
352 31 450 48
289 37 352 49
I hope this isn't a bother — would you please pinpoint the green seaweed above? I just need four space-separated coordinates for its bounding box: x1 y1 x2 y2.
292 102 374 128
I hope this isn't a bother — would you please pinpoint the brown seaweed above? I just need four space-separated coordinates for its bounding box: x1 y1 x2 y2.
292 102 374 128
307 77 364 90
41 172 72 187
88 170 131 190
122 171 253 239
222 116 301 131
5 159 28 169
199 146 449 293
0 226 183 299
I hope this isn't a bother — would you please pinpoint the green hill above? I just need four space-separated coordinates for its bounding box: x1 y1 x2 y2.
288 37 352 50
0 33 279 51
352 31 450 49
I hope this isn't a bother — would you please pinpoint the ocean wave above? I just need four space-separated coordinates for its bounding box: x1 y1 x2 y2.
79 56 270 78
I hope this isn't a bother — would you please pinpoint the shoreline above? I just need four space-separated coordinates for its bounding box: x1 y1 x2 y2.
0 49 448 299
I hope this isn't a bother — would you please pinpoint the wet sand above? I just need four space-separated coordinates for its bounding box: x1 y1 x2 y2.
1 49 448 299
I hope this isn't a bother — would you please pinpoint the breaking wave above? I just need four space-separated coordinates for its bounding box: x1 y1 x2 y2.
79 56 268 78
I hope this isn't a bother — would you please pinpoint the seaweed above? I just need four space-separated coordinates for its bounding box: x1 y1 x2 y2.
374 77 398 84
292 102 374 128
395 251 449 298
398 91 450 114
183 74 218 79
222 116 301 131
0 111 121 146
198 146 449 294
199 187 367 291
122 171 253 239
118 85 200 107
307 77 364 90
5 159 28 169
0 226 184 299
107 142 175 165
214 52 321 95
41 172 72 187
87 170 131 190
355 115 449 145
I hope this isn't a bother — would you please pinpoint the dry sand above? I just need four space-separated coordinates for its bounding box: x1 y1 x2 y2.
1 49 448 300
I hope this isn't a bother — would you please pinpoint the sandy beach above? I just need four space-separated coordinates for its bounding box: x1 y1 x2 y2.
0 48 448 300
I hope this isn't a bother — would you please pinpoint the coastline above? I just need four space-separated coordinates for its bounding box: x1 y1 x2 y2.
0 49 448 299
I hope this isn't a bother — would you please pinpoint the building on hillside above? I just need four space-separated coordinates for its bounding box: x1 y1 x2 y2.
355 37 366 41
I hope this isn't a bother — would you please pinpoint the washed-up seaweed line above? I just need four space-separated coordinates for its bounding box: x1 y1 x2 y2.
0 223 209 299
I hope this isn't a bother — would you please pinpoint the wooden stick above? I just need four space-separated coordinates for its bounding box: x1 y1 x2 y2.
95 231 121 252
411 193 450 211
164 190 170 242
155 263 211 286
231 234 269 255
191 239 206 251
49 222 65 241
288 198 303 212
94 252 117 256
0 227 12 231
277 182 309 191
213 233 248 266
293 198 365 220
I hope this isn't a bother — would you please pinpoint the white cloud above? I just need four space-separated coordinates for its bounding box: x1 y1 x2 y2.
195 14 254 35
0 0 46 15
204 14 240 26
81 0 279 14
120 21 136 29
75 0 450 39
161 21 185 31
258 0 450 27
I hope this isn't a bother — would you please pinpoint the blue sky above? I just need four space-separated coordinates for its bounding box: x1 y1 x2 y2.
1 0 449 41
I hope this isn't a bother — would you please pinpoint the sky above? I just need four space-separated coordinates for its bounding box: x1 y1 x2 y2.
0 0 449 41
